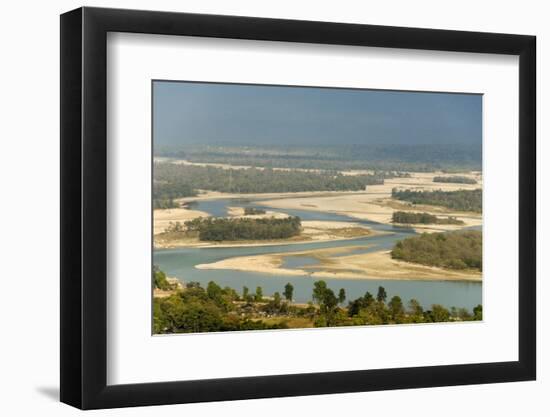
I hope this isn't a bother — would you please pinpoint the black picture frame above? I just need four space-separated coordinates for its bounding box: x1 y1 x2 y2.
60 6 536 410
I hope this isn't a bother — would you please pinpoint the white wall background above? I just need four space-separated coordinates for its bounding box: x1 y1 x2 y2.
0 0 545 415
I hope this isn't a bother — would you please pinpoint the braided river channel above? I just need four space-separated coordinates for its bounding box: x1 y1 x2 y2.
154 198 481 309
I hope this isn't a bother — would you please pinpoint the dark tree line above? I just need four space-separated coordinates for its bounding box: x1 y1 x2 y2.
185 216 302 241
392 188 482 213
153 197 179 209
153 163 382 201
433 175 477 184
391 230 482 271
392 211 464 225
153 177 197 202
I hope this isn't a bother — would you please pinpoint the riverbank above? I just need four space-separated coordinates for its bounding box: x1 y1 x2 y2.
196 246 482 282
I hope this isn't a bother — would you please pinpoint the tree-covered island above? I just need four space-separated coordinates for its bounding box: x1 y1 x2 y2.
391 230 482 271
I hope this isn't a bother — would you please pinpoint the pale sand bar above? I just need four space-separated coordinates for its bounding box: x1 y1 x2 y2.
257 172 482 232
196 246 481 282
153 207 209 235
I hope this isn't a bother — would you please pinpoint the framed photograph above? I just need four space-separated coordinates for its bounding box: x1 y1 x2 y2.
60 7 536 409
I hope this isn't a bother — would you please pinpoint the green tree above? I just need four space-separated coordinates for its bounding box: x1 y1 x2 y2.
358 301 389 325
377 286 387 303
473 304 483 320
312 280 328 305
255 286 263 302
207 281 222 301
364 292 374 307
178 301 223 333
348 291 376 317
338 288 346 304
284 282 294 302
153 267 171 290
408 299 424 318
273 292 282 308
428 304 451 322
388 296 404 321
312 281 338 314
242 286 249 301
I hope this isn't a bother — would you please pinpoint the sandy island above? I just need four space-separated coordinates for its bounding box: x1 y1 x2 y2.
154 218 386 249
196 246 481 282
154 203 386 249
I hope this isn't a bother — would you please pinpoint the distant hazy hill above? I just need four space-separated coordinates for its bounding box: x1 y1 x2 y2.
155 143 481 172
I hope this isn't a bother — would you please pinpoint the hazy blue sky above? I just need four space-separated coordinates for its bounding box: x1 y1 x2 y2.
153 81 482 148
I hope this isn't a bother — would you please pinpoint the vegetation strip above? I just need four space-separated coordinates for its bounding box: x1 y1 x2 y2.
153 270 482 334
392 188 482 212
433 175 477 184
392 211 464 225
153 162 387 207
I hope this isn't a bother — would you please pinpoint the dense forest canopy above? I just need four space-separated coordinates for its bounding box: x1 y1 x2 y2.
153 162 383 203
433 175 477 184
392 188 482 212
391 230 482 271
391 211 464 225
155 143 482 172
153 275 482 334
184 216 302 241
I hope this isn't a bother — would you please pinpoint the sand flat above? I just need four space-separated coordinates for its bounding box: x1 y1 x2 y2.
257 172 482 232
196 247 481 282
153 207 209 235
